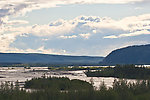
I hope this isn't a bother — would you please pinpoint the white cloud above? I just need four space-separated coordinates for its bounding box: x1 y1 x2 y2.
0 0 150 56
0 0 149 37
42 38 49 41
0 32 19 52
30 23 76 36
104 30 150 38
1 14 150 55
0 46 67 55
7 20 29 25
2 14 150 39
119 30 150 37
85 14 150 38
0 0 146 26
1 15 102 37
79 33 91 39
86 14 150 31
25 46 67 55
92 30 97 33
135 7 143 10
59 35 77 39
104 35 118 39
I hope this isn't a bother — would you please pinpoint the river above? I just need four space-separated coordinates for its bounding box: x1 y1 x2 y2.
0 67 136 89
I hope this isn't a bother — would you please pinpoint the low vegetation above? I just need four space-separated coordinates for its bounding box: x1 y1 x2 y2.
1 77 150 100
24 77 93 91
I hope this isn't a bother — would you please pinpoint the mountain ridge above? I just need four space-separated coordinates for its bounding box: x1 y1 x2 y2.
102 44 150 65
0 53 104 65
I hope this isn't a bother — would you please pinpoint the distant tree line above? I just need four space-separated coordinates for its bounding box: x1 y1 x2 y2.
48 66 102 71
0 63 67 67
85 64 150 79
0 63 100 67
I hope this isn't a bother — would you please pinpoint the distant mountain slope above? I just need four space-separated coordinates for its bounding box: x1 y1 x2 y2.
102 44 150 65
0 53 104 65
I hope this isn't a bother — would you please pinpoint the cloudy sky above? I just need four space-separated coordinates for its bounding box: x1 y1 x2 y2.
0 0 150 57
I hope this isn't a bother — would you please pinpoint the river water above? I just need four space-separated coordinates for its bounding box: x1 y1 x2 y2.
0 67 136 89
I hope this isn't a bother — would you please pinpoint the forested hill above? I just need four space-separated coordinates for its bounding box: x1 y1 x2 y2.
102 44 150 65
0 53 104 65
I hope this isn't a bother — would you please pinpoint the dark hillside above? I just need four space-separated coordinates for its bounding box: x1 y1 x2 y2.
0 53 104 65
102 44 150 65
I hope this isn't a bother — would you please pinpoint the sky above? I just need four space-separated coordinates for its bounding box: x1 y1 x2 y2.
0 0 150 57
